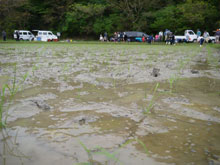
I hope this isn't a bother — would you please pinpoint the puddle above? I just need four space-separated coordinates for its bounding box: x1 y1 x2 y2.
0 43 220 165
174 77 220 106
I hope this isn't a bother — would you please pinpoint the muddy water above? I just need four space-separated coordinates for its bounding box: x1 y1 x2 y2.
0 43 220 165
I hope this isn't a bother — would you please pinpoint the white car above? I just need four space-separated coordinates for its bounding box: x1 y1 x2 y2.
34 30 58 42
14 30 35 41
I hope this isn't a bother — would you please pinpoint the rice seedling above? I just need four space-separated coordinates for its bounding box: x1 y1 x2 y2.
0 65 29 128
75 163 93 165
143 83 160 114
63 63 69 72
118 138 148 155
78 140 93 162
94 147 121 164
1 128 30 165
0 85 6 128
78 137 148 165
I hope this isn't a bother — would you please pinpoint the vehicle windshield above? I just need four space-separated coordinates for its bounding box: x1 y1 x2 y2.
188 31 194 35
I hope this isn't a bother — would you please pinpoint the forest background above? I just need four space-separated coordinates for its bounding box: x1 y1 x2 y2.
0 0 220 39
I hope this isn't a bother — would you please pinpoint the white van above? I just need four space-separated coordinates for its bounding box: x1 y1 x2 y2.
34 30 58 42
14 30 35 41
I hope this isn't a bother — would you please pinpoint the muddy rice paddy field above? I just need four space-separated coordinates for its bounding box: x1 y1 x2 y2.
0 42 220 165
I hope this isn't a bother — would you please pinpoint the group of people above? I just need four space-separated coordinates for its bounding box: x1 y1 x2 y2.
201 29 220 44
154 30 164 42
195 29 220 47
136 29 175 45
153 29 175 45
164 29 175 45
196 29 209 42
100 32 129 42
141 35 154 44
153 29 174 44
99 32 109 42
113 32 128 42
156 28 220 47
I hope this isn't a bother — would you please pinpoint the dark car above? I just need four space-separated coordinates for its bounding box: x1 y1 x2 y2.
124 31 148 42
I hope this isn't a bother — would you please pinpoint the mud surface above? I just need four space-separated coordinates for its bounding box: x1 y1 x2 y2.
0 43 220 165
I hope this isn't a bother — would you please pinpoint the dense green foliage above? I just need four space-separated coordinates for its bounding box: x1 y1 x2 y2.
0 0 219 38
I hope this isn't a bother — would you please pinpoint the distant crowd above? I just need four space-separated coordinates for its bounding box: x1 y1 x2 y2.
99 29 220 45
2 28 220 44
99 32 155 44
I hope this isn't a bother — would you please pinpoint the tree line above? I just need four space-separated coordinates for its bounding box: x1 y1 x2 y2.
0 0 219 39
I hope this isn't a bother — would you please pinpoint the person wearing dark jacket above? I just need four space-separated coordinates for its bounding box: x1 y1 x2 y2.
16 31 20 41
147 35 153 44
170 33 175 45
124 32 127 42
2 31 6 41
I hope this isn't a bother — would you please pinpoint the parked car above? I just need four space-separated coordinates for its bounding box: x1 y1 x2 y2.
124 31 149 42
33 30 58 42
13 30 35 41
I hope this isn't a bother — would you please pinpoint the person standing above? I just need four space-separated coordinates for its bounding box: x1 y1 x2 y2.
104 32 108 41
99 34 104 41
124 32 127 42
155 34 159 41
16 31 20 41
196 29 201 38
203 31 210 43
159 31 163 41
117 32 120 42
114 32 117 42
147 35 153 44
2 30 6 41
120 32 123 41
164 30 167 43
186 33 190 43
215 29 220 43
142 35 145 42
170 33 175 45
164 29 171 44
